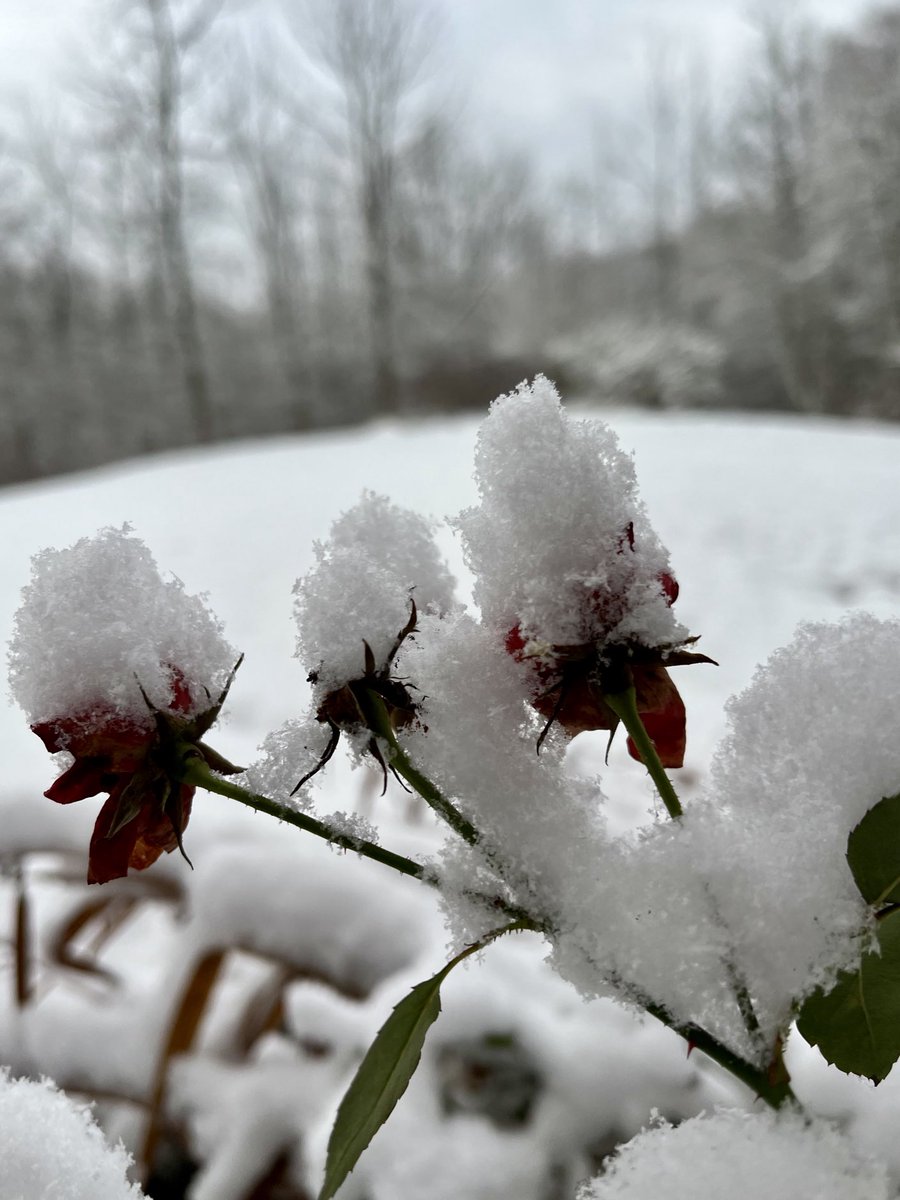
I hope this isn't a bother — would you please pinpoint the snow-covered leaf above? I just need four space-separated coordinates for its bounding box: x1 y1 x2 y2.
796 909 900 1083
847 793 900 907
318 926 521 1200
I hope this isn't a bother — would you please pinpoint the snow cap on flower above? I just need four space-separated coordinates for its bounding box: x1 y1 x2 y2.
8 525 236 733
8 526 239 884
578 1108 891 1200
294 491 456 697
454 376 684 651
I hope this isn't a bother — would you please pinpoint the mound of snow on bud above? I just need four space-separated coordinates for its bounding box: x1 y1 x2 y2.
578 1108 891 1200
454 375 684 652
0 1069 145 1199
8 525 236 732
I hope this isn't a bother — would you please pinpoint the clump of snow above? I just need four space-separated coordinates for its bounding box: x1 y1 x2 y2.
577 1107 891 1200
169 1043 354 1200
294 491 456 697
548 817 755 1062
453 376 684 652
398 612 610 940
692 614 900 1037
245 714 328 808
402 609 900 1066
189 841 434 992
8 525 236 732
321 809 379 848
0 1068 145 1199
398 613 752 1054
506 614 900 1063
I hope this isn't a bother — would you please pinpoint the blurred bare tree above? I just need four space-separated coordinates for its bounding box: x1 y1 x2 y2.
83 0 227 442
1 0 899 488
728 10 836 413
295 0 439 414
218 35 314 429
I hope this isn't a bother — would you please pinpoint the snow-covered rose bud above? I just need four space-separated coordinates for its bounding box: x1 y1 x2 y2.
456 377 712 766
292 492 456 788
505 523 707 766
8 527 240 883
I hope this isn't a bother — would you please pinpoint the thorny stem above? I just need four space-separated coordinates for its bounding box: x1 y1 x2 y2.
359 688 481 847
185 739 794 1110
638 993 797 1111
721 922 765 1048
182 755 538 929
603 685 683 819
182 756 432 883
602 690 771 1051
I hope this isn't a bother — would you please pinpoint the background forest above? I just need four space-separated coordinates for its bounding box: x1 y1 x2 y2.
1 0 899 486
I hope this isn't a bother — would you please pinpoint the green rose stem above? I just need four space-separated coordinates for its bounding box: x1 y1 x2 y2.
183 753 795 1109
604 685 768 1048
358 687 481 847
181 753 538 928
638 992 796 1111
181 754 431 883
603 684 684 820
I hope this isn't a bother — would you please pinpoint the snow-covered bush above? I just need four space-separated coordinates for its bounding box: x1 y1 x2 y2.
5 375 900 1199
552 317 725 408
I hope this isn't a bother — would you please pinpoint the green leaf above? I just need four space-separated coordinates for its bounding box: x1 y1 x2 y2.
847 792 900 907
797 908 900 1083
318 923 526 1200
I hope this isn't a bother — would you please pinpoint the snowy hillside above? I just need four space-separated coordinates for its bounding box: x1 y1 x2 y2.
1 403 899 1198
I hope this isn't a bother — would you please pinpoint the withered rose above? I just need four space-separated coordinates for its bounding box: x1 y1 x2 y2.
506 526 713 767
33 665 241 884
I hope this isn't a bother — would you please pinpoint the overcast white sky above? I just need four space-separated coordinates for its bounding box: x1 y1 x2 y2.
0 0 876 175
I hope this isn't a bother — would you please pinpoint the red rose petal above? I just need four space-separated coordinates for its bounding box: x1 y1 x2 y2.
87 791 143 885
626 665 686 769
45 758 111 805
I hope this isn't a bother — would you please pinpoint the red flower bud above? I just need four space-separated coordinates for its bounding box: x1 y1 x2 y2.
32 664 241 884
506 528 710 767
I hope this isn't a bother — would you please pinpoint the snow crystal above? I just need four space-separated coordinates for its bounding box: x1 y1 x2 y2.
0 1068 144 1199
294 491 456 697
691 614 900 1039
577 1108 891 1200
245 714 328 808
453 376 684 652
320 809 379 848
8 526 236 732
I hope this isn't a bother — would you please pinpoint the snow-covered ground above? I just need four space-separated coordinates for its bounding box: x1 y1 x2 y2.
1 402 899 1197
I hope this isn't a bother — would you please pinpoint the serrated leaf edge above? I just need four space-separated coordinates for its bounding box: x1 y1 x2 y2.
317 920 528 1200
